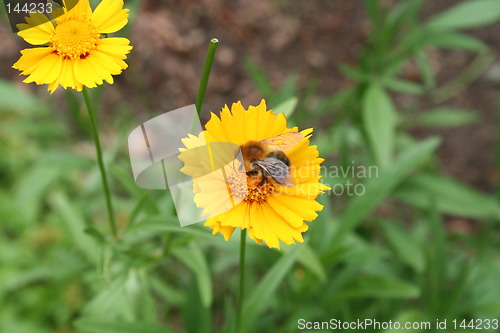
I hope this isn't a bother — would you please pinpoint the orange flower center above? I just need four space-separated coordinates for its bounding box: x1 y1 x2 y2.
243 177 276 203
226 167 276 204
50 19 100 59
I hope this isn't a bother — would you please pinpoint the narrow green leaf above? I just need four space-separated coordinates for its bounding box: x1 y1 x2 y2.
172 243 213 307
243 60 274 98
296 243 326 283
384 310 429 333
380 221 426 273
363 0 379 26
394 174 500 219
0 79 42 112
74 319 175 333
416 108 479 127
387 0 426 27
423 32 488 51
241 245 301 330
427 200 447 312
415 50 436 88
383 77 424 95
49 192 98 262
339 64 372 82
150 277 185 306
108 164 147 198
336 275 420 299
274 74 298 105
332 137 440 243
426 0 500 31
14 164 60 223
362 84 397 167
84 227 107 245
126 218 213 239
126 194 159 228
273 97 298 118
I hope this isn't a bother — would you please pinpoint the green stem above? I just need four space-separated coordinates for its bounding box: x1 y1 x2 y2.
82 87 117 239
195 38 219 118
236 229 247 333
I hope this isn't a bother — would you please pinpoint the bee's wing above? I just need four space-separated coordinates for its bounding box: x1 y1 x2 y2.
262 132 304 151
254 158 294 187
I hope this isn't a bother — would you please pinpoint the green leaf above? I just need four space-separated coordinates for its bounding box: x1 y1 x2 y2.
415 50 436 88
380 221 426 273
384 310 429 333
74 319 175 333
172 243 213 307
339 64 372 82
244 59 274 98
241 245 301 330
427 201 447 311
387 0 426 27
426 0 500 31
108 164 148 198
363 0 379 26
416 108 479 127
394 174 500 219
49 192 99 262
296 243 326 283
14 163 60 223
181 277 212 333
126 218 213 239
0 79 42 112
332 137 440 243
423 32 488 51
383 77 424 95
273 97 298 118
274 74 298 105
84 227 107 245
362 84 397 167
336 275 420 299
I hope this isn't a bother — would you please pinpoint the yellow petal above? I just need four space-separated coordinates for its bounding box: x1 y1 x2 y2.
97 37 132 58
23 51 62 85
266 196 306 228
17 13 54 45
73 57 101 88
63 0 92 18
57 58 80 90
13 47 53 73
271 194 324 222
92 0 129 33
89 50 124 74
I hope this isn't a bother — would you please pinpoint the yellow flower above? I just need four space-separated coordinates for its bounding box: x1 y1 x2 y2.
12 0 132 93
179 100 330 249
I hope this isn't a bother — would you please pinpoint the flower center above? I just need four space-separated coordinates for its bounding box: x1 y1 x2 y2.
50 19 100 59
225 165 276 204
243 177 276 203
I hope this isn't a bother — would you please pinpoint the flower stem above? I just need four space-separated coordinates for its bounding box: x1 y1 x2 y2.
195 38 219 118
82 87 117 239
236 228 247 333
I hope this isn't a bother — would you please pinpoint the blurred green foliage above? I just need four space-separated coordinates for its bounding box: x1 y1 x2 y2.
1 0 500 332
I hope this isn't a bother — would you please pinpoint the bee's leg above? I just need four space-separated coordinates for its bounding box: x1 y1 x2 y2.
258 175 268 186
246 169 259 176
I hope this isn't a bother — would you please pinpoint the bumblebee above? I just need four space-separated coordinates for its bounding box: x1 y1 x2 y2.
240 132 303 187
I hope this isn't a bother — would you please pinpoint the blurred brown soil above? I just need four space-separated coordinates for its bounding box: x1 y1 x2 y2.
0 0 498 193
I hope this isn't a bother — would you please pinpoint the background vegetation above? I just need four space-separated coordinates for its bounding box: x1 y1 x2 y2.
0 0 500 332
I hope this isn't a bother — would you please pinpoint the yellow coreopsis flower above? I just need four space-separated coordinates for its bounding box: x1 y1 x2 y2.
179 100 330 249
12 0 132 93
